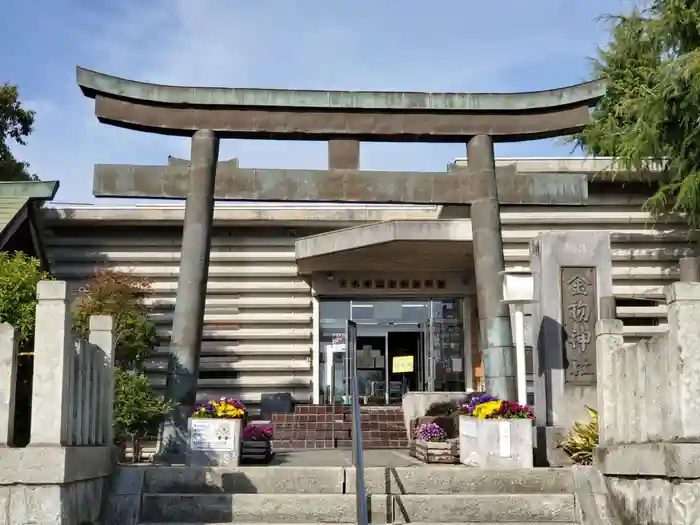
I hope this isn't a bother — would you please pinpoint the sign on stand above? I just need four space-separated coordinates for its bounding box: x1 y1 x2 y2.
189 419 235 452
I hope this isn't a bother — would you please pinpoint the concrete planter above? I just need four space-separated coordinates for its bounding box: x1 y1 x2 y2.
459 416 533 468
413 439 459 464
187 417 242 467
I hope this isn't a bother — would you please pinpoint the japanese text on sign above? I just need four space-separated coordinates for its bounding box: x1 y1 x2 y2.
561 267 598 385
392 355 414 373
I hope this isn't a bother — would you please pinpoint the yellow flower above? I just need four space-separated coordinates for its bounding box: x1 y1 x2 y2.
473 400 503 419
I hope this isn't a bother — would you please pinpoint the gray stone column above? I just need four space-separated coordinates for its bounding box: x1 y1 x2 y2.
160 129 220 460
467 135 516 401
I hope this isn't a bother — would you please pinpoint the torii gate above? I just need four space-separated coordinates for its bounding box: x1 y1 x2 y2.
77 66 604 458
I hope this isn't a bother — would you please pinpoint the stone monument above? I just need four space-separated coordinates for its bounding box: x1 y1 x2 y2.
529 231 613 466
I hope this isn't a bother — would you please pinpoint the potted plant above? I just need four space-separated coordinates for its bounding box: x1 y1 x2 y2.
187 397 247 466
458 394 535 468
412 422 458 464
559 406 598 465
241 424 275 463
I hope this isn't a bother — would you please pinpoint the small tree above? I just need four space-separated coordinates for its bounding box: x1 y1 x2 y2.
113 368 174 462
73 270 159 370
73 270 169 461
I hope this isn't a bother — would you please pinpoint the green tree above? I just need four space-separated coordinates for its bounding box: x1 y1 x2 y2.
113 368 174 462
0 252 53 445
73 270 159 370
73 270 170 461
0 84 36 182
0 251 52 347
577 1 700 227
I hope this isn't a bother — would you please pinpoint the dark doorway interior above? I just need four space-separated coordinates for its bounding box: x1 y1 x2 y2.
387 331 421 399
356 336 386 404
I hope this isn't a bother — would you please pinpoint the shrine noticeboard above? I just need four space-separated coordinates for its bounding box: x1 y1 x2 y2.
392 355 414 374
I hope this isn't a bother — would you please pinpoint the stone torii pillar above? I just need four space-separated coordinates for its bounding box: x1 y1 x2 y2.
468 135 516 400
160 129 220 460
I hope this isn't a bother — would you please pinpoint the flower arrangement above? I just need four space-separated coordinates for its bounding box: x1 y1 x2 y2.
459 394 534 421
414 422 447 442
242 424 274 442
192 398 247 419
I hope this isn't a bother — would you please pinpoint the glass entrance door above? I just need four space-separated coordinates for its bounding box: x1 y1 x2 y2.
320 298 467 402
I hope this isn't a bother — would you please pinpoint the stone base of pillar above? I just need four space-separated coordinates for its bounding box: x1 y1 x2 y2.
534 425 574 467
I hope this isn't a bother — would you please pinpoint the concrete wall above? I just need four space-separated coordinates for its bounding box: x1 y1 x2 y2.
596 280 700 525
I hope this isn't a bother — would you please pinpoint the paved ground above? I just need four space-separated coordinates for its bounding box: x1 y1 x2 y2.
269 449 424 467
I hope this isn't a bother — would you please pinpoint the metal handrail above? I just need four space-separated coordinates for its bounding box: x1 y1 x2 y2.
347 320 369 525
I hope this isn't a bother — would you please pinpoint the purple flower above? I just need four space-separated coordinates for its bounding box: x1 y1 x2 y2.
459 394 500 416
414 422 447 442
243 424 274 441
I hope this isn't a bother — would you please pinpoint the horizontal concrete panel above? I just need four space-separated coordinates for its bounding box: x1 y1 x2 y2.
53 263 299 278
502 227 693 242
144 356 310 373
45 203 440 225
499 208 685 225
148 376 311 388
69 279 311 294
45 234 299 247
48 248 296 263
153 343 311 356
157 327 313 340
616 305 667 318
504 244 695 262
143 296 312 309
150 312 311 325
504 261 679 280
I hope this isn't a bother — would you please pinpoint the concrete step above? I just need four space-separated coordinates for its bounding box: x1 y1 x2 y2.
140 523 579 525
139 493 577 523
136 466 574 495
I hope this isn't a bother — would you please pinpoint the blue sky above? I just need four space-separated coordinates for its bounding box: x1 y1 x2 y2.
1 0 637 204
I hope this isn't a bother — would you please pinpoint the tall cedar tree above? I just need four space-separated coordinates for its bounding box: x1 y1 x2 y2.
577 1 700 227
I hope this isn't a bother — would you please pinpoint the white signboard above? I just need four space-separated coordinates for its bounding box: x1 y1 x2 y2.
460 419 477 438
498 421 512 458
189 420 235 452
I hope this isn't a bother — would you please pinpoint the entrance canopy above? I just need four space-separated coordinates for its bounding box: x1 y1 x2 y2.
295 219 473 273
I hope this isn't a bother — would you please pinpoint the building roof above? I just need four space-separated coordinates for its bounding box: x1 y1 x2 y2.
0 181 59 257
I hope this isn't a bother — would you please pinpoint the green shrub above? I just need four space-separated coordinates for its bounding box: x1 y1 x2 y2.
559 406 599 465
0 251 52 445
113 368 174 462
0 251 52 347
425 400 459 417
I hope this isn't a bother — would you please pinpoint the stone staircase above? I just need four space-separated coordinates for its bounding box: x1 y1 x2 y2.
271 405 408 449
106 464 581 524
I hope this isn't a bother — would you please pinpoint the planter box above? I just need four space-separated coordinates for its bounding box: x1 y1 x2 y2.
412 439 459 464
187 417 242 467
242 440 274 463
459 416 533 468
